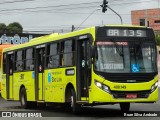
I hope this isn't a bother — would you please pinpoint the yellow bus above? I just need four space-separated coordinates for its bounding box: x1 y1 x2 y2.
0 44 14 94
1 25 158 113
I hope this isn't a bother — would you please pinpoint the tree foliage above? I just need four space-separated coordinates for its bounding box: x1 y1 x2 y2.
7 22 23 33
0 23 7 33
155 34 160 46
0 22 23 33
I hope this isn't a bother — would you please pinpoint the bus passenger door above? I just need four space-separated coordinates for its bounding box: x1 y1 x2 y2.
35 45 45 101
6 52 14 99
76 38 91 101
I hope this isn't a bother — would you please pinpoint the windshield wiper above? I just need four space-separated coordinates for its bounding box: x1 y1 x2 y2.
110 39 124 57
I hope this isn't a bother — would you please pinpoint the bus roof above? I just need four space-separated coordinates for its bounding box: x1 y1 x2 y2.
2 27 94 52
2 24 153 52
104 24 151 29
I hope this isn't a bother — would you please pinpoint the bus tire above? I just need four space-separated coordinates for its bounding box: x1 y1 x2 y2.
120 102 130 112
20 87 29 109
70 88 81 114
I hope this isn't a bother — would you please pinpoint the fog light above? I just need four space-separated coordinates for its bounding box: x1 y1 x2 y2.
102 84 111 93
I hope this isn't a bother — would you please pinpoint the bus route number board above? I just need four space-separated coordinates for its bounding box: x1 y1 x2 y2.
106 29 146 37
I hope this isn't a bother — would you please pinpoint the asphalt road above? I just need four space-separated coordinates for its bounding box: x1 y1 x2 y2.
0 89 160 120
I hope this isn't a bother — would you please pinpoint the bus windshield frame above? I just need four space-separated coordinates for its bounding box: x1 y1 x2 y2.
94 40 157 73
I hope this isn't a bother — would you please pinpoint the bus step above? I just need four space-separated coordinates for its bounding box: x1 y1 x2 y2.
76 101 89 104
37 101 45 103
7 99 14 101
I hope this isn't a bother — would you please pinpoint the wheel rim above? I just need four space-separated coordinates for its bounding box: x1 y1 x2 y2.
21 94 25 106
71 96 73 108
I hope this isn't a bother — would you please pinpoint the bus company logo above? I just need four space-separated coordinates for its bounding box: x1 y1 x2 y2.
20 74 24 80
48 72 52 83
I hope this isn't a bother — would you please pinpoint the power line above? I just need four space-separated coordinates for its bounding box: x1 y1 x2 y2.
0 0 156 15
0 0 155 13
109 0 156 7
0 2 100 12
0 0 156 32
0 0 59 4
0 0 37 4
1 9 159 16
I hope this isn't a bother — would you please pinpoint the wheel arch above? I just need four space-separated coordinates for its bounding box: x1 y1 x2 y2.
19 84 26 100
65 83 75 102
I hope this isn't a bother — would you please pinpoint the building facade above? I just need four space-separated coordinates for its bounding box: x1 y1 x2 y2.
131 8 160 31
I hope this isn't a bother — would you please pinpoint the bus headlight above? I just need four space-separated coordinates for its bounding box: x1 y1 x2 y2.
95 80 102 88
151 82 158 93
95 80 111 94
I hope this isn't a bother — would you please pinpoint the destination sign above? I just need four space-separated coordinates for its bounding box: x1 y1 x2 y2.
106 29 146 37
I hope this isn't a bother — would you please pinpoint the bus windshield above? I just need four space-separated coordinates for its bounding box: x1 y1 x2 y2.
95 41 156 73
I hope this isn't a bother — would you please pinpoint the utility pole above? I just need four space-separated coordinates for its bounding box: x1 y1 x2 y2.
61 29 63 33
71 25 75 32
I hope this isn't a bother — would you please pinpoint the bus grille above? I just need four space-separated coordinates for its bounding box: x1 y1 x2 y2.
94 72 157 83
111 90 150 99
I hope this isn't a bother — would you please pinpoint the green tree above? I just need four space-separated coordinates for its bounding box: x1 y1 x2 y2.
0 23 7 33
7 22 23 33
155 34 160 46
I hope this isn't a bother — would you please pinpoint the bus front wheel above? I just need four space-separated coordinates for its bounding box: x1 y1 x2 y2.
120 102 130 112
70 88 81 114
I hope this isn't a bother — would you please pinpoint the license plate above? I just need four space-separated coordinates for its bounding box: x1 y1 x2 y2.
126 94 137 99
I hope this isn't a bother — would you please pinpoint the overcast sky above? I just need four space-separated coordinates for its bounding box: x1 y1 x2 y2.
0 0 158 33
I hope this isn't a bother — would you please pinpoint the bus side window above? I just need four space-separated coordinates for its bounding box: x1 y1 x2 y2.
15 50 23 71
47 43 59 68
60 42 64 66
3 54 7 74
25 48 34 71
63 40 75 66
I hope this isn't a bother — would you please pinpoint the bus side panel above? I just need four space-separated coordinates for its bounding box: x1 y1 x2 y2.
9 76 13 98
1 74 6 99
44 68 65 102
44 67 76 103
13 72 24 100
0 68 1 94
38 73 43 100
13 72 35 101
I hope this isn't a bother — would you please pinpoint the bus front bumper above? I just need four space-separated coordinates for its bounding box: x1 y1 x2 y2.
90 86 159 103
